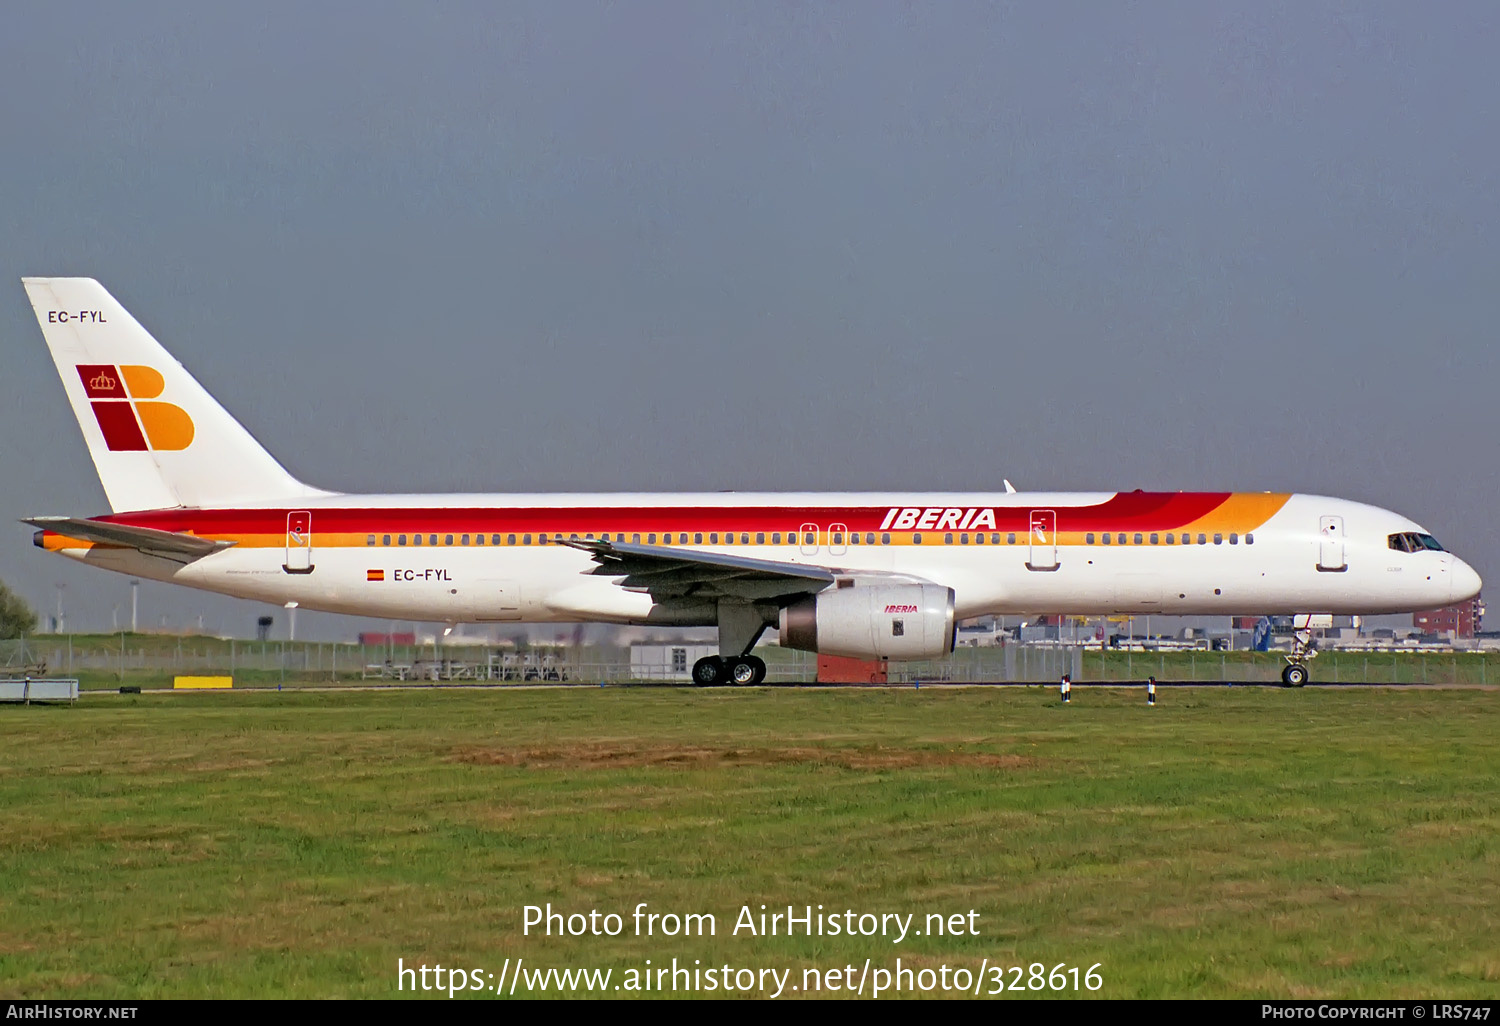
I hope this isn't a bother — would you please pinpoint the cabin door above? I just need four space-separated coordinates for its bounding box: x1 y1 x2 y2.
283 511 314 574
1027 509 1059 571
1318 516 1346 572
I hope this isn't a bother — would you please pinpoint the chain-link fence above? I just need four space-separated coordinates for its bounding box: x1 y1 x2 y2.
0 636 1492 688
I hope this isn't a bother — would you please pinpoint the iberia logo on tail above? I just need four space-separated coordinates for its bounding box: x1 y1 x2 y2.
76 364 194 451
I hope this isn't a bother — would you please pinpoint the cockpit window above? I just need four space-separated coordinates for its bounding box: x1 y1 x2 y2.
1389 532 1445 553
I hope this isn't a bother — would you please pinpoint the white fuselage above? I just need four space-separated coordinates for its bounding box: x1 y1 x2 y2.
46 490 1482 625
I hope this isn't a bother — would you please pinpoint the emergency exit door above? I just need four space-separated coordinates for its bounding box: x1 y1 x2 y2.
284 510 315 574
1026 509 1059 571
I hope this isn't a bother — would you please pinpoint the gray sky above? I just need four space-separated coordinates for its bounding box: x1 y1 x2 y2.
2 1 1496 639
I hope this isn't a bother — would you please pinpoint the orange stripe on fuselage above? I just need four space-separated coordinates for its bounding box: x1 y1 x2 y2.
42 493 1294 552
1174 493 1291 536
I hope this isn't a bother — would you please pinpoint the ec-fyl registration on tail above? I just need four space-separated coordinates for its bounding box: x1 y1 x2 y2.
22 277 1482 687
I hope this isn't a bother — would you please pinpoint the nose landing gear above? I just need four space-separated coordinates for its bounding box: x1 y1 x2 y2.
1281 617 1316 687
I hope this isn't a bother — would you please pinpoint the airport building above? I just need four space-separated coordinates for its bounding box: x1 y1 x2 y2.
1412 596 1484 638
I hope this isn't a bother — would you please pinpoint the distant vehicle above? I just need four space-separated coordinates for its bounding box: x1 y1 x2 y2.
21 277 1482 688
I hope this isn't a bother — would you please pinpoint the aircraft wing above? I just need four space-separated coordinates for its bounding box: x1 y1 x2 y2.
561 537 835 603
25 516 236 564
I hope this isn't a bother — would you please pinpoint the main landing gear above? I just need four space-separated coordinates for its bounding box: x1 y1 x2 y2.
692 655 767 687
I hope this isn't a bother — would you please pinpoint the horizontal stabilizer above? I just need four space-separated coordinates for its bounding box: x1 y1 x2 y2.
26 516 235 563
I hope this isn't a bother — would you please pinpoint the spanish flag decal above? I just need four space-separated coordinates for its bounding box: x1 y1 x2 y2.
367 569 385 581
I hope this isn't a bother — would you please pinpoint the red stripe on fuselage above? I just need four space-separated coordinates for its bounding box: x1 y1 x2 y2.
90 492 1238 537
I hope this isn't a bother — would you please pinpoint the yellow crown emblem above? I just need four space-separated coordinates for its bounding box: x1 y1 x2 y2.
90 371 118 391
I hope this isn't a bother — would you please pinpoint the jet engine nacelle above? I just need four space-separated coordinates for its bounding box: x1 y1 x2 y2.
779 584 956 660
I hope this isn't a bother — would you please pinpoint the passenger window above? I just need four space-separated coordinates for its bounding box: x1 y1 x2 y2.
709 533 718 544
382 534 391 546
772 533 781 544
523 534 531 545
1229 533 1238 545
507 533 516 546
1086 533 1094 544
993 533 1001 545
429 534 438 546
1006 533 1015 545
833 532 843 544
475 534 484 546
1117 533 1126 545
960 533 969 545
913 533 922 545
632 533 641 544
944 533 953 545
694 532 703 544
975 532 985 545
1102 533 1112 545
742 533 751 544
461 534 469 545
414 534 422 546
756 533 765 544
1213 533 1223 545
1134 533 1143 545
864 533 874 545
804 532 815 545
398 534 407 546
1166 533 1174 545
850 533 860 545
648 533 656 544
366 534 375 546
881 533 891 545
492 534 501 545
1197 533 1207 545
1150 533 1159 545
539 535 548 545
679 533 688 545
1245 533 1254 545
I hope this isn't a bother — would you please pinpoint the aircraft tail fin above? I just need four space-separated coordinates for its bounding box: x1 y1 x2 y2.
21 277 332 512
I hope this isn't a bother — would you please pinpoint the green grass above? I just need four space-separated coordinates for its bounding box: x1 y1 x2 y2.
8 633 1500 689
0 687 1496 998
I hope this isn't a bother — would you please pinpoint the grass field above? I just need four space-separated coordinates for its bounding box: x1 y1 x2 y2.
1 686 1496 999
7 633 1500 689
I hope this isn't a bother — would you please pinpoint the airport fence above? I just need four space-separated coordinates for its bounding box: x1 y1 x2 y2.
0 635 1494 689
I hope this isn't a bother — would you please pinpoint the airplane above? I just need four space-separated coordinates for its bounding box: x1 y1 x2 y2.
21 277 1483 688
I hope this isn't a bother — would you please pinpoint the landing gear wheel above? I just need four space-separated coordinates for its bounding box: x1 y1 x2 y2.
692 656 726 687
726 656 767 686
1282 663 1308 688
727 658 758 686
